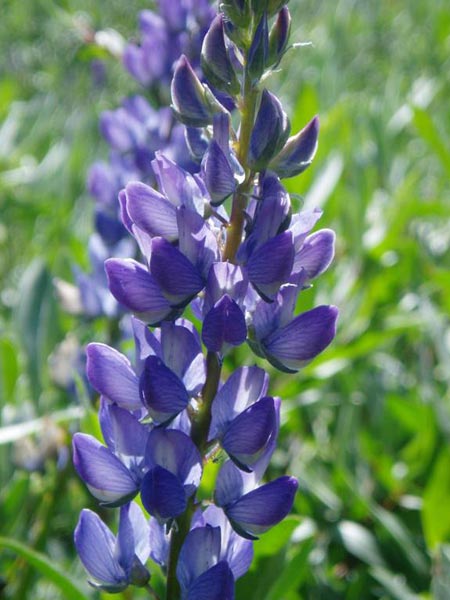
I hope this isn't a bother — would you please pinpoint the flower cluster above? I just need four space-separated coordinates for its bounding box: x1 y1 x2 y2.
74 2 338 598
77 1 216 318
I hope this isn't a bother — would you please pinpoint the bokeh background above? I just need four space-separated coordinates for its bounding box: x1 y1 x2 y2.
1 0 449 598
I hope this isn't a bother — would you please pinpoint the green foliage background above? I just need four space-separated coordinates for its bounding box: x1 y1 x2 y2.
0 0 449 598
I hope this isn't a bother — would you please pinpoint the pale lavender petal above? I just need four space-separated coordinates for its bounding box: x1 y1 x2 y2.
176 526 221 592
75 509 125 587
105 258 171 324
72 433 138 504
293 228 335 278
200 505 253 580
144 428 202 492
86 343 141 411
149 517 170 566
209 366 269 440
125 181 178 241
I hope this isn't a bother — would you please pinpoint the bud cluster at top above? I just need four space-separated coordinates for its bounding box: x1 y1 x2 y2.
73 2 338 598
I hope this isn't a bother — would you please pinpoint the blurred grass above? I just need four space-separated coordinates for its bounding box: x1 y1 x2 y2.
1 0 450 598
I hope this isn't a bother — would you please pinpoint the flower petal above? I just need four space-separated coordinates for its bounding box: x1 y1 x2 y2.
187 562 235 600
202 295 247 353
86 343 141 411
263 305 338 372
176 525 221 592
247 231 294 300
140 466 187 522
105 258 171 324
222 397 277 471
209 366 269 440
74 509 125 588
73 433 139 505
150 237 204 306
140 356 189 424
226 476 298 539
125 181 178 241
293 228 335 279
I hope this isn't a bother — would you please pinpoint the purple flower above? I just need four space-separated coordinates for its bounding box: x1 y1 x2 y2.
74 503 150 592
192 505 253 580
269 115 319 178
72 402 148 506
141 428 202 523
176 526 235 600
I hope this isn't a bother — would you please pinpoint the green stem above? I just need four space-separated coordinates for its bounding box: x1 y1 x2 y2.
223 73 259 263
145 582 161 600
165 352 222 600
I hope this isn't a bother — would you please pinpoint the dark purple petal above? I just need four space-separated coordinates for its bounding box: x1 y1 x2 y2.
125 181 178 241
86 343 141 411
105 258 171 324
293 228 335 278
139 356 189 424
150 237 204 306
72 433 138 505
176 525 221 592
209 366 269 440
187 562 235 600
140 466 187 521
247 231 294 300
226 476 298 538
269 116 319 178
263 305 339 372
74 509 126 589
222 397 277 471
202 295 247 353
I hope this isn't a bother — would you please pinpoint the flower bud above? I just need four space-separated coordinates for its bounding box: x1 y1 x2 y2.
201 14 240 96
220 0 251 31
248 89 290 169
268 115 319 178
247 13 269 83
268 7 291 67
171 55 215 127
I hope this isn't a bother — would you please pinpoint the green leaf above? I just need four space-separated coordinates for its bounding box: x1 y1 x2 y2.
337 521 385 567
0 537 88 600
0 337 19 401
369 566 420 600
255 516 301 558
422 448 450 550
264 539 314 600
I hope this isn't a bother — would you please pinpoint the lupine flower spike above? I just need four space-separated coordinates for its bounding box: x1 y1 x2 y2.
74 2 338 598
